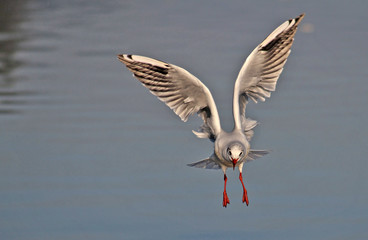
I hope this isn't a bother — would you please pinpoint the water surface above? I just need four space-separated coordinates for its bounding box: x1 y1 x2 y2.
1 0 367 239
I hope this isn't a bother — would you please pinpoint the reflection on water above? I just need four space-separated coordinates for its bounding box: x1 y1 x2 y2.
0 92 30 114
0 0 29 114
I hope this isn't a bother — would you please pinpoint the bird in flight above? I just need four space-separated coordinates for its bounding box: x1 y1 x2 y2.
118 14 304 207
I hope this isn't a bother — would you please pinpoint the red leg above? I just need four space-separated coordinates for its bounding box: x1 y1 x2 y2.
223 174 230 207
239 172 249 206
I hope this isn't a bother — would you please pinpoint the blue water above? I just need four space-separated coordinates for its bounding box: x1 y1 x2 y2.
1 0 367 239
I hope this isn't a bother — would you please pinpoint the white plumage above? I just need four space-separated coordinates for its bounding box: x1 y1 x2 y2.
118 13 304 207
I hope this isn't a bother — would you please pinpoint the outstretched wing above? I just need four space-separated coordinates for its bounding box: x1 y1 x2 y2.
187 158 221 170
118 54 222 140
233 14 304 130
246 149 270 162
187 150 269 169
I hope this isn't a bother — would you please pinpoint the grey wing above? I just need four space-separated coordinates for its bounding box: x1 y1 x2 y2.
233 14 304 130
246 149 270 162
187 157 221 170
188 149 270 168
118 54 222 139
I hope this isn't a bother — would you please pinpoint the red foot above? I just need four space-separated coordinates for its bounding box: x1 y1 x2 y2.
242 188 249 206
223 191 230 207
222 174 230 207
239 172 249 206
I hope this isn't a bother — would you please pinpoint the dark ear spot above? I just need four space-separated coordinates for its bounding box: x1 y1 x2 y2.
227 148 232 156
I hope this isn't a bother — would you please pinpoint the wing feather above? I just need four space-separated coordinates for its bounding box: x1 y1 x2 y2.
233 14 304 130
118 54 222 139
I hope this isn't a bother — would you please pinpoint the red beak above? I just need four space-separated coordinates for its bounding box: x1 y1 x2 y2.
232 158 238 170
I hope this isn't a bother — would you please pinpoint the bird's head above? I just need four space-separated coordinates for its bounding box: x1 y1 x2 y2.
226 142 247 169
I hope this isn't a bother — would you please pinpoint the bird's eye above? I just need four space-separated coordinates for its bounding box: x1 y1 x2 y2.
239 152 243 156
228 150 232 156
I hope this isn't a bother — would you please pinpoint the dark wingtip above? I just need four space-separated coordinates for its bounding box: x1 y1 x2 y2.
117 54 133 62
288 13 305 24
295 13 305 23
117 54 124 61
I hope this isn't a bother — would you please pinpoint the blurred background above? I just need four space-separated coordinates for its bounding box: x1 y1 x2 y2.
0 0 367 239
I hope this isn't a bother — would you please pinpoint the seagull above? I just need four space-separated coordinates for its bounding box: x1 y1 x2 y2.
118 14 304 207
